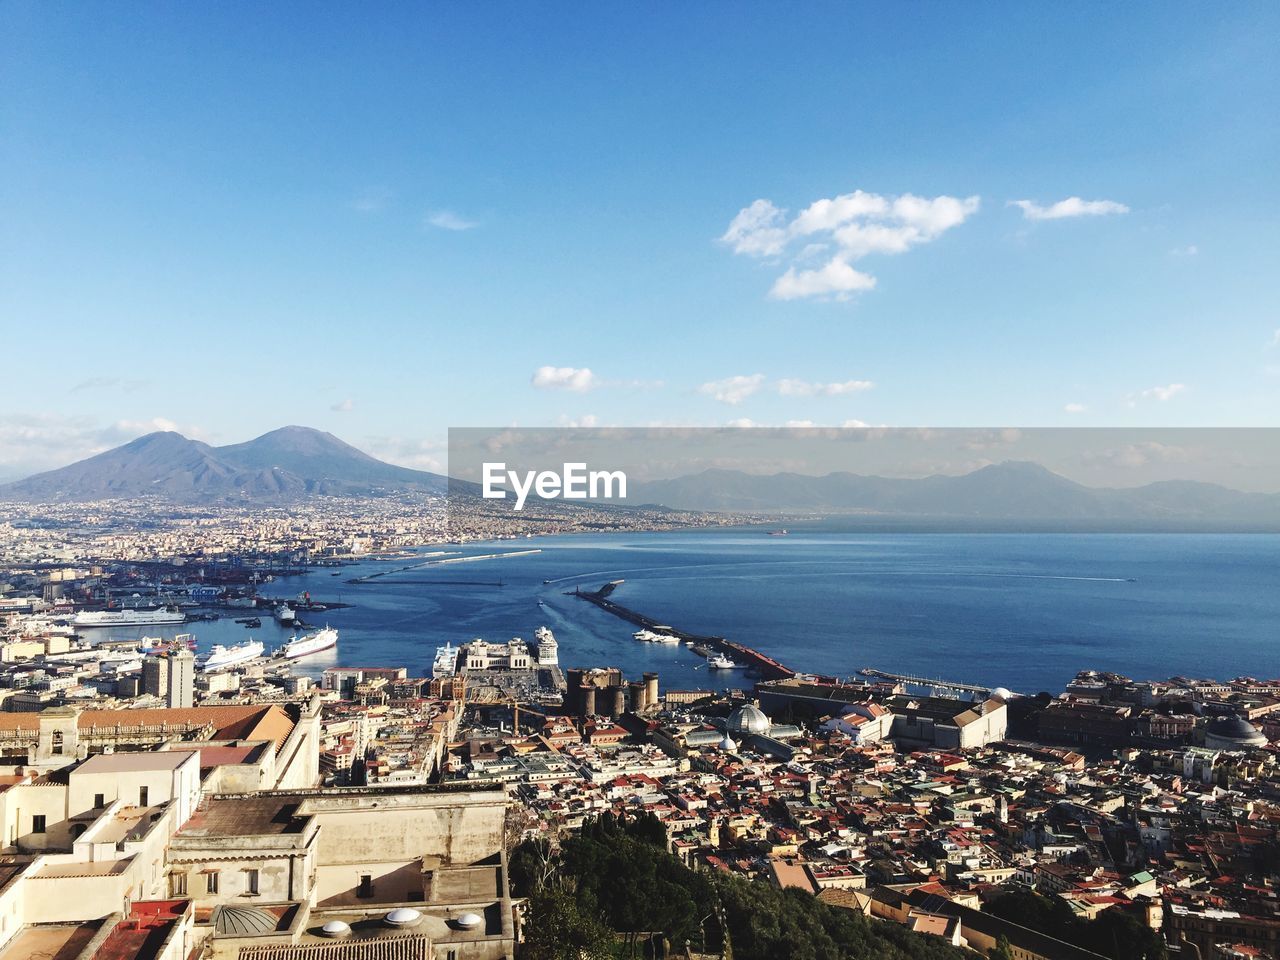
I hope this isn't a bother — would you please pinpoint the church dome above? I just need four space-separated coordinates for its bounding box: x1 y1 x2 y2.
212 906 277 936
1205 715 1267 750
727 704 771 737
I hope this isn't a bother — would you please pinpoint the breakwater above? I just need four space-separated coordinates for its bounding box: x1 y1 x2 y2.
572 582 796 681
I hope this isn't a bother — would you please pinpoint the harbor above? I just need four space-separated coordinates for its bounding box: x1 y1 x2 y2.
572 581 797 681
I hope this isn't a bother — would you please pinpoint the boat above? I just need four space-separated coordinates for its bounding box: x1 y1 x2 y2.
235 617 261 627
279 627 338 660
708 653 738 669
71 606 186 627
200 639 265 672
768 529 788 536
632 628 678 644
433 642 459 679
275 604 296 624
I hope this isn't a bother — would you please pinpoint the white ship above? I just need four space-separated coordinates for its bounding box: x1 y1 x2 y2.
274 604 296 624
534 626 559 666
433 642 458 678
71 606 186 627
708 653 738 669
279 627 337 660
200 639 265 672
633 628 677 643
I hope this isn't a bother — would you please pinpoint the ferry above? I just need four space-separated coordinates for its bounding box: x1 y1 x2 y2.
274 604 296 624
200 639 265 672
278 627 338 660
432 642 459 678
71 606 186 628
708 653 738 669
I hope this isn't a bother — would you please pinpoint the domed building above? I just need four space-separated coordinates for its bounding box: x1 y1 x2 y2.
212 905 279 937
727 703 772 737
1204 715 1268 751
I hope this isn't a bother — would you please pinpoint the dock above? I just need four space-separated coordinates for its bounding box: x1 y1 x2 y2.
572 582 796 681
859 667 1012 698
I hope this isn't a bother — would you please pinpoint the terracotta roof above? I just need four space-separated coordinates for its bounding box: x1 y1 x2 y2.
0 705 295 750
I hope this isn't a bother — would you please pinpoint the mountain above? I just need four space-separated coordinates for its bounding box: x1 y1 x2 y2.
0 426 448 503
629 460 1280 528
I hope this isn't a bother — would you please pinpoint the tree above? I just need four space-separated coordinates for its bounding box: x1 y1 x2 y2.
520 886 613 960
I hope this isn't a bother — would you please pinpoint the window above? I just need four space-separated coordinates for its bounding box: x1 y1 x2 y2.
170 872 187 897
51 731 64 755
356 874 374 898
206 871 219 894
94 793 105 809
71 824 87 839
32 815 46 834
139 786 149 806
246 869 259 895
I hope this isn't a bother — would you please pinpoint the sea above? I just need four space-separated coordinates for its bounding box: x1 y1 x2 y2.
87 530 1280 695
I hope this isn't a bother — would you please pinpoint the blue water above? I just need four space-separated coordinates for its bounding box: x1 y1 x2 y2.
97 532 1280 694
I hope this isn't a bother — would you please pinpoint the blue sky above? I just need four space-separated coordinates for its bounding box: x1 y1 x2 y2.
2 3 1278 476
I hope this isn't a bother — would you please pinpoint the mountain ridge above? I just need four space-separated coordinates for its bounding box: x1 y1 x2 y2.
0 426 447 503
628 460 1280 524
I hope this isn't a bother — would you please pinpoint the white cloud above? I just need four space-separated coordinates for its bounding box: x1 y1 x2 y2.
362 435 445 473
720 199 789 257
426 210 478 231
841 419 871 428
698 374 766 405
723 189 980 301
725 418 758 428
1269 328 1280 348
1084 441 1190 469
1170 245 1198 257
1139 383 1186 402
776 378 874 397
70 377 148 393
351 187 393 213
1010 197 1129 221
531 366 599 392
330 398 354 413
557 414 599 428
783 419 815 428
771 260 877 301
0 414 208 478
1064 403 1087 414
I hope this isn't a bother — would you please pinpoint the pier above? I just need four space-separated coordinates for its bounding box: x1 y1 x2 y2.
572 582 796 681
859 667 1013 698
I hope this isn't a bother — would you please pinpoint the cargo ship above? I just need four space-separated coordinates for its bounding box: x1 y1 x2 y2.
278 627 337 660
71 606 186 628
200 639 265 672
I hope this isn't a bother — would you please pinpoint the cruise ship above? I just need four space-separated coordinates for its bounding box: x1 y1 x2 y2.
708 653 738 669
275 604 296 624
278 627 337 660
71 606 186 628
432 642 459 678
200 639 265 672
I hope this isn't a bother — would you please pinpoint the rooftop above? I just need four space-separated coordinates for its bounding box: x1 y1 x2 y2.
0 921 103 960
76 751 198 774
179 796 310 837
